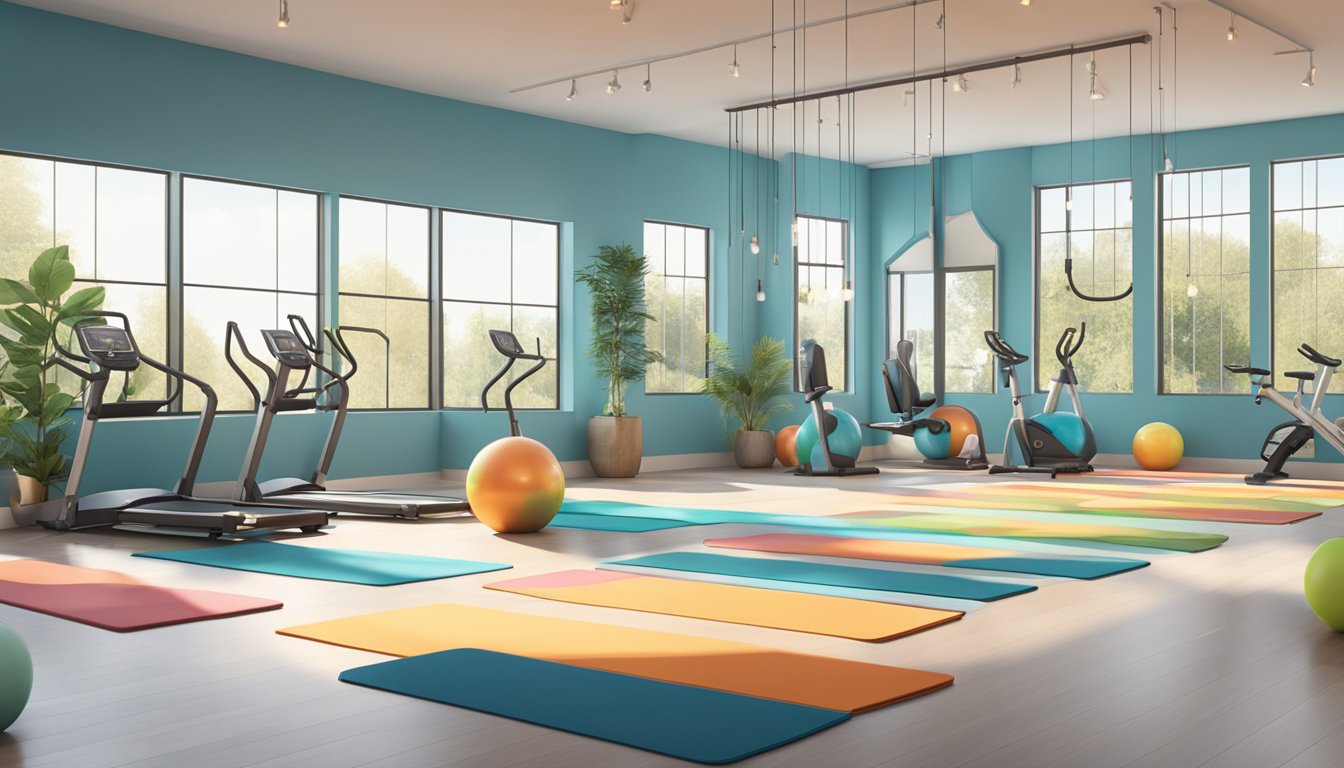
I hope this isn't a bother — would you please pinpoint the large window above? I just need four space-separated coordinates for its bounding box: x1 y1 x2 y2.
441 211 559 409
944 268 995 393
1273 157 1344 380
181 177 320 411
1036 181 1133 393
795 215 849 391
886 269 934 394
644 221 709 394
1159 167 1251 393
338 197 431 409
0 152 168 399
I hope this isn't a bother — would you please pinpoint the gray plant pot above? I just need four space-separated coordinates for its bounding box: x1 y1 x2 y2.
588 416 643 478
733 429 777 469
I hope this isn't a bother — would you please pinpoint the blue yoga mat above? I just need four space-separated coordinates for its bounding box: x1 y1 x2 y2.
135 541 511 586
549 512 696 532
605 552 1036 602
340 648 849 764
948 555 1147 579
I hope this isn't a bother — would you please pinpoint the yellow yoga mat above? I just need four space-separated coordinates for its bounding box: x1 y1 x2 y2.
484 570 962 642
278 603 953 713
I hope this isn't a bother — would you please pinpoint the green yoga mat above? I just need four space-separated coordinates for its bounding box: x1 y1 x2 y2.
549 512 696 532
605 552 1037 602
135 541 511 585
562 500 1227 553
339 648 850 765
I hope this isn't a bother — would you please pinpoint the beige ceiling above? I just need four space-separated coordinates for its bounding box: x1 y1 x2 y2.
13 0 1342 165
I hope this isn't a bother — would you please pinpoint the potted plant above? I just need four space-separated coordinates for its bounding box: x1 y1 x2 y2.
576 243 662 478
702 333 794 468
0 245 105 506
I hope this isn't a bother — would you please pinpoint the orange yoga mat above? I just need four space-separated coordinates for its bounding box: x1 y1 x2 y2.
484 569 962 642
0 559 281 632
278 603 953 713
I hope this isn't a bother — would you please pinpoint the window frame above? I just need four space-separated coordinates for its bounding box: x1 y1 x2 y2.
1269 153 1344 379
1155 163 1252 396
0 149 175 402
336 194 435 412
438 207 561 412
178 173 324 413
942 264 997 395
792 213 851 393
1032 178 1135 395
643 219 711 396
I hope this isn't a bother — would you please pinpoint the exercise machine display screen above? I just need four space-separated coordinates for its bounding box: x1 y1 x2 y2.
261 330 313 368
79 327 133 353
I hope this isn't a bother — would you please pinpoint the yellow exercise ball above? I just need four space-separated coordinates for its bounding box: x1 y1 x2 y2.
1132 422 1184 471
466 436 565 533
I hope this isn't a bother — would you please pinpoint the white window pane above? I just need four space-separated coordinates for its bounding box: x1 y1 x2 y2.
903 272 936 395
95 166 166 284
1319 157 1344 209
664 223 685 276
183 178 277 290
0 155 56 278
1040 186 1067 233
278 190 318 291
512 220 557 306
1170 173 1189 219
826 220 845 266
684 227 707 277
944 270 994 393
385 204 429 298
339 198 387 296
1224 167 1251 214
886 273 903 360
54 162 95 278
338 295 430 409
1202 171 1222 217
644 223 666 275
442 211 510 302
1094 182 1115 230
1275 162 1303 211
1303 160 1319 210
1070 185 1095 231
442 301 512 408
1117 181 1133 227
513 304 557 359
1319 208 1344 269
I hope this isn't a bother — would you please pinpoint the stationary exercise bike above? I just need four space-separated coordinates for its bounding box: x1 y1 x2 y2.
794 339 879 477
984 325 1097 477
1225 343 1344 485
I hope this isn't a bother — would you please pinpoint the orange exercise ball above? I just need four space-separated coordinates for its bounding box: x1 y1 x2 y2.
928 406 981 457
466 436 565 533
1132 422 1184 471
776 424 801 468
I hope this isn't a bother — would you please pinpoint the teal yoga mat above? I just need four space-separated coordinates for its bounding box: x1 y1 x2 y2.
605 552 1036 602
549 512 696 532
339 648 850 765
135 541 511 586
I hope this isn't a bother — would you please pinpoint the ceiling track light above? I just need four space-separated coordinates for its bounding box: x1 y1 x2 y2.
1020 0 1032 5
607 70 622 94
1303 52 1317 86
952 73 969 93
276 0 289 28
1088 53 1105 100
642 64 652 92
566 79 578 101
609 0 635 24
729 44 741 78
1010 62 1022 88
1226 12 1238 41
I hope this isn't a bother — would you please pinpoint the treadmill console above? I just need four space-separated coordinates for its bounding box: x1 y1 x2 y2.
488 329 525 358
76 326 140 371
261 330 313 369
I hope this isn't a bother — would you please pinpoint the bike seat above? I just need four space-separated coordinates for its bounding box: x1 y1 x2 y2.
1286 370 1316 381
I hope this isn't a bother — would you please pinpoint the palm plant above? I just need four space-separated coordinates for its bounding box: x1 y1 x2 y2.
576 244 661 416
702 333 794 440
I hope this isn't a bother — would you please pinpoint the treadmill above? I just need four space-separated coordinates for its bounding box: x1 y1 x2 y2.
226 316 469 518
20 311 330 537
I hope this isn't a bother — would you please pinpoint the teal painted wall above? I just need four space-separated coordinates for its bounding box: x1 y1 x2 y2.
870 114 1344 462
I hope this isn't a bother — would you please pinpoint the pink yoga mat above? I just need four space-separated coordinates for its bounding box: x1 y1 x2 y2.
0 559 282 632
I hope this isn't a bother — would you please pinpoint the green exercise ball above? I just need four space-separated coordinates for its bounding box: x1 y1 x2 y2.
0 621 32 732
1305 538 1344 631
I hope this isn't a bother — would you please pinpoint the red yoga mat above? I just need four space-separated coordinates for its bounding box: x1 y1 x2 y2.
0 559 282 632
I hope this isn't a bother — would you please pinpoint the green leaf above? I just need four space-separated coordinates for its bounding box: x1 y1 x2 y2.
0 337 44 368
8 304 51 345
55 285 105 325
40 392 75 424
29 245 75 304
0 278 40 306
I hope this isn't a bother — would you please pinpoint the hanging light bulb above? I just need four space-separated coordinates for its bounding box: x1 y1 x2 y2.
756 279 766 302
1020 0 1031 5
1303 53 1318 87
565 79 578 101
642 64 652 93
1164 153 1174 172
276 0 289 28
606 70 621 95
952 74 969 93
1088 54 1105 100
841 281 855 301
1187 282 1199 298
1010 63 1022 88
773 252 780 266
1226 12 1238 41
749 235 760 255
729 45 741 78
1065 190 1074 211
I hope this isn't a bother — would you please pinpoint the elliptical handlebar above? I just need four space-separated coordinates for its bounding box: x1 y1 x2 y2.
1299 343 1342 369
1055 323 1085 367
984 330 1028 366
480 330 546 437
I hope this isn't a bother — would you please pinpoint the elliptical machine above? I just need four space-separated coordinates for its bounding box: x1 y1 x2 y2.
1224 343 1344 485
984 325 1097 477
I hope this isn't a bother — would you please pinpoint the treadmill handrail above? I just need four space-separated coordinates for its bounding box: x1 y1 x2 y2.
331 325 391 410
224 321 273 408
55 311 191 410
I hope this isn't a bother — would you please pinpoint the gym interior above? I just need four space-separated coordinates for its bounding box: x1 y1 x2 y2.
1 1 1343 766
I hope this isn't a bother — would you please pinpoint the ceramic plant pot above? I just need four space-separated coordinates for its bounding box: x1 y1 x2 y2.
733 429 777 469
13 474 45 507
588 416 643 478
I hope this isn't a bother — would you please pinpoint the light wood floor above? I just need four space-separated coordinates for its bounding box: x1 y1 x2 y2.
1 462 1342 768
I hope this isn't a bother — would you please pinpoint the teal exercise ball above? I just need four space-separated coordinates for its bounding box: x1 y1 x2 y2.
1033 412 1088 456
1305 538 1344 631
913 423 952 460
797 408 864 467
0 621 32 732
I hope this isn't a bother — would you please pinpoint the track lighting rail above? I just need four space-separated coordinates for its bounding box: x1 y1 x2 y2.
725 32 1151 113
